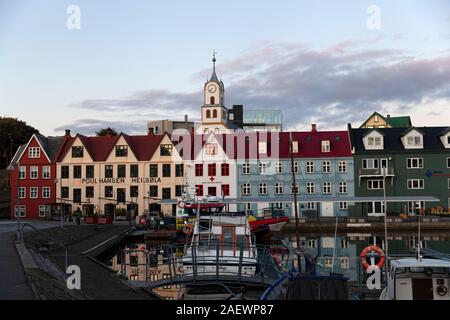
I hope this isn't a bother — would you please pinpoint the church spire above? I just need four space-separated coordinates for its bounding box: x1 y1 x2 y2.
209 50 219 83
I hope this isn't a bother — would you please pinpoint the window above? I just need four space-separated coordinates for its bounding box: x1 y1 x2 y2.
242 163 250 175
160 144 173 156
367 180 384 190
407 179 424 190
175 185 183 197
118 165 126 178
407 158 423 169
42 187 51 198
362 158 379 169
207 187 216 196
149 185 158 198
407 135 422 146
242 183 251 195
447 158 450 168
38 205 49 217
61 187 69 198
259 183 268 195
73 189 81 203
30 166 38 179
258 162 267 174
130 186 139 198
30 187 38 199
85 186 94 198
339 182 347 194
72 146 84 158
42 166 50 179
195 185 203 196
73 165 82 179
14 205 26 217
338 161 347 173
306 182 315 194
130 164 138 178
28 147 40 158
104 186 113 198
221 184 230 196
339 202 348 210
323 182 331 194
229 113 234 120
105 165 113 178
341 257 350 269
275 162 283 174
322 161 331 173
206 109 211 118
19 187 26 199
19 166 26 179
293 161 299 174
306 202 316 210
448 179 450 189
208 163 216 176
205 143 217 155
162 164 171 177
321 140 330 152
149 164 158 177
368 202 384 215
306 161 314 174
162 188 171 199
213 109 217 117
340 239 349 248
115 145 128 157
275 182 284 194
258 141 267 154
374 115 379 123
61 166 69 179
195 164 203 176
291 183 298 194
292 141 299 153
368 137 382 146
220 163 229 176
86 165 94 178
175 164 184 177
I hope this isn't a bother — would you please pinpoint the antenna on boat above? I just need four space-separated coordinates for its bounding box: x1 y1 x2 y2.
289 132 301 273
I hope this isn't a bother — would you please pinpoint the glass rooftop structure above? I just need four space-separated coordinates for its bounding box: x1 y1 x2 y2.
243 110 283 125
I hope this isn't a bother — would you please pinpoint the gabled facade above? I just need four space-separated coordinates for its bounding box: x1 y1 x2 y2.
9 133 66 219
360 112 412 129
349 124 450 217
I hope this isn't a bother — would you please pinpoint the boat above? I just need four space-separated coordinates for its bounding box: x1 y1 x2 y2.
380 257 450 300
248 208 289 244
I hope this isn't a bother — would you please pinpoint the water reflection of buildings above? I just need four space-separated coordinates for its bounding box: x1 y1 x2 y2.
110 242 184 300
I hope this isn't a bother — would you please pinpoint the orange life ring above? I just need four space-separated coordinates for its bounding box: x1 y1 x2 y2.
359 245 385 269
182 224 193 235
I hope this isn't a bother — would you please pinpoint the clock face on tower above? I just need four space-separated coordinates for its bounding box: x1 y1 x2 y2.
207 84 217 93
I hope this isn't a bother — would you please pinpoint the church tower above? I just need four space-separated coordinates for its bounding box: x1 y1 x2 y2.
200 51 229 134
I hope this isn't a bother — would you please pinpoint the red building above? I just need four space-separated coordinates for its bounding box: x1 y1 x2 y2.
8 133 68 219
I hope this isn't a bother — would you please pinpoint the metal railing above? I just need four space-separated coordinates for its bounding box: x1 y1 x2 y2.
359 168 395 176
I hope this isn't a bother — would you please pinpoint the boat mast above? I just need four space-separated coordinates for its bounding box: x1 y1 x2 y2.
289 132 301 273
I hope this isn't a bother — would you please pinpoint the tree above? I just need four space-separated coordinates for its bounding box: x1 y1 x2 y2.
0 117 39 169
95 127 118 136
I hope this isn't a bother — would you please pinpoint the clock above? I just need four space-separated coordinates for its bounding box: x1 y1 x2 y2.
208 84 217 93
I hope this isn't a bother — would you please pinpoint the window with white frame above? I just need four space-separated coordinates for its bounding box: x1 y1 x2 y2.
42 166 51 179
341 257 350 269
307 239 317 248
306 161 314 173
338 161 347 173
258 162 267 175
407 158 423 169
14 205 26 217
293 161 299 173
368 202 384 215
407 179 424 190
242 183 251 195
367 179 384 190
368 137 382 146
259 183 268 195
292 141 299 153
244 203 252 211
30 187 38 199
28 147 40 158
42 187 51 198
258 141 267 154
339 181 347 194
38 205 50 217
322 161 331 173
19 187 26 199
340 239 349 248
323 182 331 194
324 258 333 268
362 158 379 169
406 135 422 146
306 202 316 210
30 166 38 179
205 143 217 155
291 183 298 194
447 158 450 168
339 202 348 210
275 162 283 174
273 202 283 210
306 182 315 194
321 140 331 152
448 179 450 189
19 166 26 179
242 162 250 175
275 182 284 194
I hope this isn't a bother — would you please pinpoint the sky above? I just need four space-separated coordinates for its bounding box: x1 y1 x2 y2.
1 0 450 136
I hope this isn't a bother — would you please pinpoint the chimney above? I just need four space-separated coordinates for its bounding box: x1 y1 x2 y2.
184 114 188 130
311 124 317 133
148 127 154 135
387 114 391 119
65 129 71 137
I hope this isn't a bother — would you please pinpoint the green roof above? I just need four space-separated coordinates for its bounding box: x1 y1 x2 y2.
386 116 411 128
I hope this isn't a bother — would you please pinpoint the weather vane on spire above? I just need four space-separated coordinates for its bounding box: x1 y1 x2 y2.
212 50 217 72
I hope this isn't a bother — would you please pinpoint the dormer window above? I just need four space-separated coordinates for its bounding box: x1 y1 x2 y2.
368 137 382 146
205 143 217 155
72 146 84 158
407 135 421 146
28 147 40 158
160 144 173 156
115 145 128 157
363 130 384 150
374 115 379 123
402 129 424 149
321 140 330 153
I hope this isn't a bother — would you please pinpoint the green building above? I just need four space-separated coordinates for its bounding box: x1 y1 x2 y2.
348 125 450 217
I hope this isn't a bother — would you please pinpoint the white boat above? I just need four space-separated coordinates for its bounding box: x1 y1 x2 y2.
380 257 450 300
182 204 258 278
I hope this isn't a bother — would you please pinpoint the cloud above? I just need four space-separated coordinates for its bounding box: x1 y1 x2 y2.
62 39 450 133
54 118 148 136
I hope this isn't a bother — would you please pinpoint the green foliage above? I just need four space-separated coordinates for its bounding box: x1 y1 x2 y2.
0 117 39 169
95 127 118 136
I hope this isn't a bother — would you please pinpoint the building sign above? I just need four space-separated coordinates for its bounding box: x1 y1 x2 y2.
81 177 162 184
425 170 450 178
